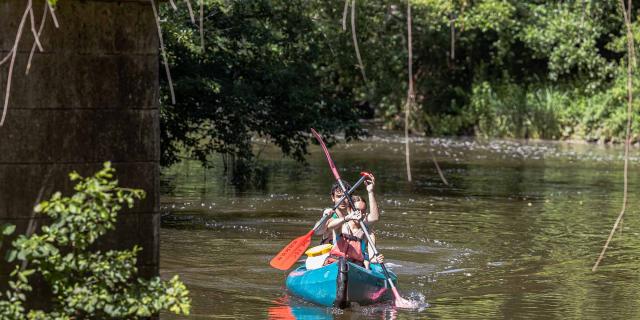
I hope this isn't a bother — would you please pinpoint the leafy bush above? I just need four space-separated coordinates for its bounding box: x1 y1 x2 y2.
463 65 640 142
0 163 191 319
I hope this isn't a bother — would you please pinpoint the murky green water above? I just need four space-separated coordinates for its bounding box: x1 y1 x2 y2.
160 134 640 319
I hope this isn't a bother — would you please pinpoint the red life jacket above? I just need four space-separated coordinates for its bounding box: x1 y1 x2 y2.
325 233 364 264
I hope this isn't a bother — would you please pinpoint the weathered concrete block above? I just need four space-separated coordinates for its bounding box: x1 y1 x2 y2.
99 212 160 266
0 0 161 300
0 53 158 110
0 0 157 55
0 162 159 219
0 109 159 162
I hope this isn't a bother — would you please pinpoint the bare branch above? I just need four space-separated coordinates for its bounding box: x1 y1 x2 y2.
29 5 43 52
580 0 586 27
27 2 49 75
593 0 635 272
450 13 455 62
404 0 447 185
199 0 205 50
0 50 13 67
350 0 367 84
1 1 32 126
404 0 413 182
184 0 196 24
150 0 176 104
169 0 178 10
342 0 349 31
47 0 59 28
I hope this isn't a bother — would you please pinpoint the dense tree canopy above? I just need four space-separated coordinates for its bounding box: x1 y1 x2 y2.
159 1 365 168
159 0 638 169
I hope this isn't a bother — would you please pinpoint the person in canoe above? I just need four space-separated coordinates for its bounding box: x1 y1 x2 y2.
314 180 350 245
353 197 385 270
319 174 381 267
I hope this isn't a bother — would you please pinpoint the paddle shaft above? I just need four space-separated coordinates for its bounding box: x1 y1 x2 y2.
359 218 398 290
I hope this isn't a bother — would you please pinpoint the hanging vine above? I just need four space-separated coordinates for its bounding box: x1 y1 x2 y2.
404 0 413 182
1 0 59 127
1 0 207 126
592 0 635 272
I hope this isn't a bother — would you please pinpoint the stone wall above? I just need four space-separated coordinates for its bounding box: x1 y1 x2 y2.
0 0 160 290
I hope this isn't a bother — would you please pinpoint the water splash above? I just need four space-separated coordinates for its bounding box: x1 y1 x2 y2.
400 291 429 311
392 288 429 310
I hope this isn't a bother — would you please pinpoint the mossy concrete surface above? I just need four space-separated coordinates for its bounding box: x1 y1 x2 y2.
0 0 160 285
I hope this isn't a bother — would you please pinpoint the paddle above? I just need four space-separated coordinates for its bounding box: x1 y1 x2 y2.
269 173 368 271
310 128 415 309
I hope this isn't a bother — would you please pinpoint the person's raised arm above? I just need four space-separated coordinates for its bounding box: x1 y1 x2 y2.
364 174 379 224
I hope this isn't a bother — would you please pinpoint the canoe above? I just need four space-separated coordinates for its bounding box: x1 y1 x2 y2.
285 257 398 308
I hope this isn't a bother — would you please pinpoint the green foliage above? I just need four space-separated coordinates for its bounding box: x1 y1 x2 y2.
468 80 571 139
361 0 633 140
0 163 191 319
519 1 618 87
158 0 637 160
160 0 364 169
466 62 640 142
0 224 15 254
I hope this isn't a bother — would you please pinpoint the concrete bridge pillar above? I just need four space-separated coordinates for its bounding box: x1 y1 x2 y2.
0 0 160 287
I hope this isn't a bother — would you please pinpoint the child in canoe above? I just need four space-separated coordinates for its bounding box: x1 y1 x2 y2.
354 197 385 269
319 174 384 268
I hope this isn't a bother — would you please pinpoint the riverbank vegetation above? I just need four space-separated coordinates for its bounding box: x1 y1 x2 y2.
0 163 191 319
159 0 638 169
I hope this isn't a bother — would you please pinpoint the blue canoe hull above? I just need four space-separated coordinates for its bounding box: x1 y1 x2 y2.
285 258 398 308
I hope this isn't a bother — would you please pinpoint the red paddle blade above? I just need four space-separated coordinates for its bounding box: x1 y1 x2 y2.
270 230 314 270
310 128 342 180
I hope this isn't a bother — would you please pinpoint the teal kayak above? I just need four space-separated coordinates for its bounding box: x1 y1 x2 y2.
285 258 398 308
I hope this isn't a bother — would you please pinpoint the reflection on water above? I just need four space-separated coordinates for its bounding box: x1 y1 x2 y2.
266 296 405 320
160 135 640 319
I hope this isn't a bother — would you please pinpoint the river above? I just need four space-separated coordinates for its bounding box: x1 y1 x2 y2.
159 134 640 319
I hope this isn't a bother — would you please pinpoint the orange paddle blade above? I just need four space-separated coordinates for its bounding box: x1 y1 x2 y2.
267 306 296 320
270 230 314 270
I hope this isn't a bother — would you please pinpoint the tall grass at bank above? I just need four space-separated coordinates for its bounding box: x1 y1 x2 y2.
444 69 640 143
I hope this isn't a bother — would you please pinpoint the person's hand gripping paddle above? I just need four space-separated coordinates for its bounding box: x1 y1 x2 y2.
310 128 418 309
269 173 369 271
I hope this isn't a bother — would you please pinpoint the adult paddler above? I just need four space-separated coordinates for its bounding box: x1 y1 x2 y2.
314 181 349 244
316 173 379 266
